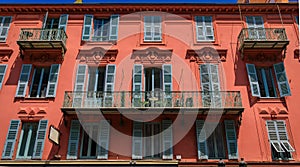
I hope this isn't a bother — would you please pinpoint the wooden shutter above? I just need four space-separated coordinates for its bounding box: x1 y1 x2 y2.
2 120 20 159
104 64 116 107
273 63 291 97
209 64 221 107
109 15 119 41
73 64 87 107
58 14 69 31
200 64 210 107
16 64 32 97
195 120 208 159
163 64 172 107
204 16 214 41
132 122 143 159
224 120 238 159
132 64 143 107
246 64 261 97
82 15 93 41
67 120 81 159
195 16 205 41
32 120 48 159
153 16 162 41
0 64 8 89
144 16 152 41
0 16 12 42
266 120 285 152
162 120 173 159
46 64 60 97
42 12 48 29
97 120 110 159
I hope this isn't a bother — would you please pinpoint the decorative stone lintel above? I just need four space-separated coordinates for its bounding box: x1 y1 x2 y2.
78 47 118 65
131 47 172 64
186 47 227 63
0 47 13 63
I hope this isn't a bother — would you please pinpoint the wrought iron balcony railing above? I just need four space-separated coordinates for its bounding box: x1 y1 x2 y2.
17 28 67 52
238 28 289 51
62 91 242 109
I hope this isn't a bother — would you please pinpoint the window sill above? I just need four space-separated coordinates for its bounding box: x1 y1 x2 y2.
15 97 54 103
256 97 285 103
140 42 165 46
193 41 220 46
81 40 117 46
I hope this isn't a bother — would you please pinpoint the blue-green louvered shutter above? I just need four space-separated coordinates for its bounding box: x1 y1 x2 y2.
109 15 119 41
2 120 20 159
16 64 32 97
209 64 221 107
0 16 12 42
58 14 68 31
273 62 291 97
224 120 238 159
132 64 143 107
0 64 8 90
73 64 87 107
132 122 143 159
162 120 173 159
104 64 116 107
163 64 172 107
246 64 261 97
32 120 48 159
67 120 80 159
82 15 93 41
46 64 60 97
97 120 110 159
196 120 208 159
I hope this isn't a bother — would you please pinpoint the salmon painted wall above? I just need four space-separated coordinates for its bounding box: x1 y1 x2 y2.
0 4 299 164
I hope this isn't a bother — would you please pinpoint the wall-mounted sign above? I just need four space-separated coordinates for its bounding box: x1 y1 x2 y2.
48 125 60 145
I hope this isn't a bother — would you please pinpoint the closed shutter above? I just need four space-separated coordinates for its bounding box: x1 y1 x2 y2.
195 16 205 41
46 64 60 97
0 16 12 42
162 120 173 159
204 16 214 41
58 14 69 31
195 120 208 159
109 15 119 41
67 120 81 159
104 64 116 107
210 64 221 107
16 64 32 97
153 16 161 41
273 63 291 97
32 120 48 159
132 64 143 107
82 15 93 41
0 64 8 90
2 120 20 159
224 120 238 159
246 64 261 97
132 122 143 159
97 120 110 159
163 64 172 107
144 16 152 41
73 64 87 107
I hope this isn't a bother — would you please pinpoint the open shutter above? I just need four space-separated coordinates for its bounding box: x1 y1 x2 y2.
132 122 143 159
0 16 12 42
273 63 291 97
16 64 32 97
2 120 20 159
104 64 116 107
204 16 214 41
162 120 173 159
32 120 48 159
132 64 143 107
224 120 238 159
266 121 285 152
58 14 68 31
46 64 60 97
109 15 119 41
246 64 261 97
82 15 93 41
67 120 80 159
195 16 204 41
276 121 295 152
163 64 172 107
97 120 110 159
42 12 48 29
0 64 8 90
73 64 87 107
195 120 208 159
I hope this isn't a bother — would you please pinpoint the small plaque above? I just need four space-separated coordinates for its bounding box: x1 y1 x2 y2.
48 125 60 145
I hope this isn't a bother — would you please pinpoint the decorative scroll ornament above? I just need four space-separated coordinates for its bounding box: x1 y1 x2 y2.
186 47 227 63
131 47 172 64
78 47 118 65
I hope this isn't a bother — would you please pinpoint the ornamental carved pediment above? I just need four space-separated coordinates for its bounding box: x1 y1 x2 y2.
186 47 227 63
0 47 13 63
78 47 118 65
131 47 172 64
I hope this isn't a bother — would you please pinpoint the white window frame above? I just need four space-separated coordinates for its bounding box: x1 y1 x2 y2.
143 122 161 159
80 123 99 159
144 16 162 42
0 64 8 90
16 122 38 159
195 16 215 42
0 16 12 42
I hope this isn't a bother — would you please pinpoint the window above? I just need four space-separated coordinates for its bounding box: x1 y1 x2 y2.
0 64 8 90
82 15 119 41
144 16 162 42
196 120 238 160
132 120 173 160
43 14 68 31
246 63 291 98
67 120 110 160
15 64 60 98
246 16 265 39
195 16 214 41
0 16 12 42
296 16 299 26
266 120 295 160
2 120 48 160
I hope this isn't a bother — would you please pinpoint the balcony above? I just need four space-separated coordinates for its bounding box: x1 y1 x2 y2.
61 91 243 114
17 28 67 55
238 28 289 58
